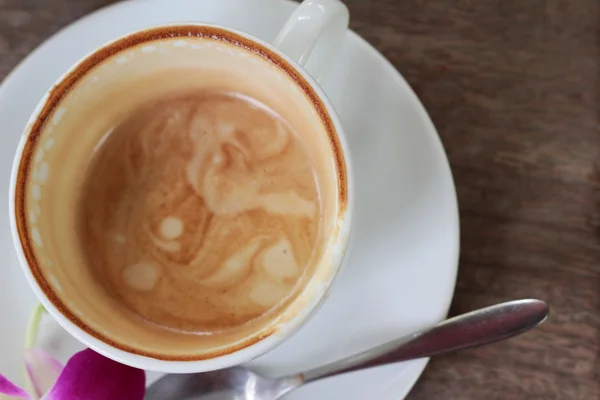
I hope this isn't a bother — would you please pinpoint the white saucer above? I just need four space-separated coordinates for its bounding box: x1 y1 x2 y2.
0 0 459 398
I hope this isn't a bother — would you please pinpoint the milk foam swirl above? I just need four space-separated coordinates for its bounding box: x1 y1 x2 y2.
79 92 321 333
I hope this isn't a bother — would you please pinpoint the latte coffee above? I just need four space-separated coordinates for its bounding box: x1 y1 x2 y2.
78 91 322 334
14 26 349 362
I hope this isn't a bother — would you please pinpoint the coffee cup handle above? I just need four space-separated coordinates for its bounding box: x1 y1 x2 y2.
273 0 349 83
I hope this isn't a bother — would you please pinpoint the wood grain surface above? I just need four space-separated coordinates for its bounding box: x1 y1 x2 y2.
0 0 598 399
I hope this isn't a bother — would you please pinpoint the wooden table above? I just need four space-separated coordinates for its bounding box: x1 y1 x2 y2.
1 0 597 398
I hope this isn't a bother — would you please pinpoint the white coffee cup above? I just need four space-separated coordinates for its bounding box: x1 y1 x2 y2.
9 0 353 373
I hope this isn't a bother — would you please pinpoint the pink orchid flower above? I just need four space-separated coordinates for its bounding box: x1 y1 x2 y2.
0 348 145 399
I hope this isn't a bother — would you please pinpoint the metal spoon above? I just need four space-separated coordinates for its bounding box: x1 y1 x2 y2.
145 299 549 400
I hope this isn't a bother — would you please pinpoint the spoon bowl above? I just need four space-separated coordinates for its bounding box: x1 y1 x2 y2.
145 368 302 400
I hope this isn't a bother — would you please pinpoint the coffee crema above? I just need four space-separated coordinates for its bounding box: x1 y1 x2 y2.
78 91 321 334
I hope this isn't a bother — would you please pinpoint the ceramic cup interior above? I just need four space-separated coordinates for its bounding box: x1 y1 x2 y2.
10 24 352 371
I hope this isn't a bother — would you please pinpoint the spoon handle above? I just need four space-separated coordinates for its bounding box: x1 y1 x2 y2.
301 299 549 383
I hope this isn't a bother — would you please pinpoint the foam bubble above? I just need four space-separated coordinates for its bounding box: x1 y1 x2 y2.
52 107 66 125
122 261 160 291
160 217 184 240
34 148 44 164
32 184 41 200
250 281 288 307
38 162 49 183
45 138 55 150
50 275 62 292
32 227 43 247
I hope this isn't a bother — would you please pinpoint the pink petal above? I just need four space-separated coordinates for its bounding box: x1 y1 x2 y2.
24 349 63 397
43 349 145 400
0 374 29 398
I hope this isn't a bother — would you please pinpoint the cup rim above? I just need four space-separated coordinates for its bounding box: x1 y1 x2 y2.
9 22 353 373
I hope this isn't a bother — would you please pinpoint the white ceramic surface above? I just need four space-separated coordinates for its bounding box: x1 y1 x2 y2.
9 13 354 374
0 0 459 398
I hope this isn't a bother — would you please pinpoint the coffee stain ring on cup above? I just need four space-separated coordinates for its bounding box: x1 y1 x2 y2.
13 25 348 362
